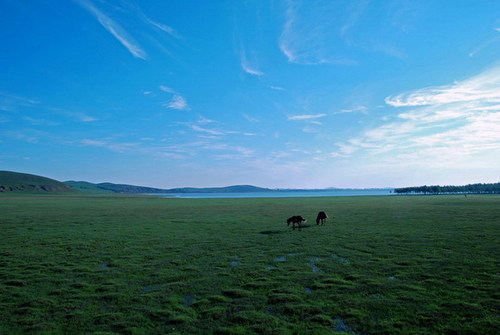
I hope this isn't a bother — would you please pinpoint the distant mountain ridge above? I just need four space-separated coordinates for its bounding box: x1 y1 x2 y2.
65 181 170 194
0 171 73 193
0 171 274 194
2 170 392 195
65 181 272 194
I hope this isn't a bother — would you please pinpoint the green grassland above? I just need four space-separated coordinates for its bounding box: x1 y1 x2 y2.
0 194 498 334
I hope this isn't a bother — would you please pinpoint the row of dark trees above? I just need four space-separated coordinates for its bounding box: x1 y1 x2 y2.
394 182 500 195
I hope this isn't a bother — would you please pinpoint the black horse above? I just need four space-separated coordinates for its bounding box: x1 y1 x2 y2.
287 215 306 230
316 211 328 225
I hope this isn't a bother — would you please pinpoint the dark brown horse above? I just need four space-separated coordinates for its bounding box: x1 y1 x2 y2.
287 215 306 230
316 211 328 225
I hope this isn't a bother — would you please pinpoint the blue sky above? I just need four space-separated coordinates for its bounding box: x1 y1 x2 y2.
1 0 499 189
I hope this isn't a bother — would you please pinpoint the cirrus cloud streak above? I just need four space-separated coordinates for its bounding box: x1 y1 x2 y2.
334 63 500 173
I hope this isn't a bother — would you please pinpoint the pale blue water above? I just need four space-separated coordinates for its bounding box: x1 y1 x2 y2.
150 189 393 199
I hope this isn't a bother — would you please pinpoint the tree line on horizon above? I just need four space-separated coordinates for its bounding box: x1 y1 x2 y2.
394 182 500 195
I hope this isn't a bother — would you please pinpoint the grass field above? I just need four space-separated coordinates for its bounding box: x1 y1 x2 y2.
0 194 498 334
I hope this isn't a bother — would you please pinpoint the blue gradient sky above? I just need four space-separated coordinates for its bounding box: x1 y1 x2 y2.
1 0 499 188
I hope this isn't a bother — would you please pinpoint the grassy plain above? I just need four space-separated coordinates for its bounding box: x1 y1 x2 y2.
0 194 498 334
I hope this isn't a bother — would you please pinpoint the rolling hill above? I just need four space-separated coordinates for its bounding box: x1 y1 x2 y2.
0 171 74 193
64 181 170 194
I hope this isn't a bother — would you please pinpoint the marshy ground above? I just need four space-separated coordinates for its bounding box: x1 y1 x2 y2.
0 194 498 334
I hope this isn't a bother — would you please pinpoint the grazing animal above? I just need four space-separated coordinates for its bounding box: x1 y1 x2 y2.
316 211 328 225
287 215 306 230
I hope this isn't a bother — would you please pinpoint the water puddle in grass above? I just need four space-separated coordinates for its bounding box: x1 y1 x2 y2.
99 263 110 269
304 288 313 294
229 256 241 266
183 295 195 306
388 276 396 280
333 317 355 334
309 257 324 273
332 254 350 264
273 253 302 263
266 265 276 270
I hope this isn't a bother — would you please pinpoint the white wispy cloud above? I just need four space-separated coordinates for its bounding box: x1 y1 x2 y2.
77 138 187 159
288 113 327 121
226 131 257 136
144 17 181 39
205 143 255 159
159 86 190 110
76 0 147 60
0 92 39 112
187 121 256 137
48 108 98 123
22 117 59 126
164 95 190 110
336 105 367 114
197 116 216 124
243 113 260 123
279 0 358 65
190 125 223 136
385 65 500 107
334 63 500 172
340 0 371 39
468 28 500 57
159 85 177 94
241 62 264 76
5 130 41 144
240 47 264 76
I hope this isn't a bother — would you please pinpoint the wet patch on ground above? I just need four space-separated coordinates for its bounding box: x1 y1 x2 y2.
229 256 241 266
183 295 195 306
333 317 356 334
332 254 350 264
309 257 324 273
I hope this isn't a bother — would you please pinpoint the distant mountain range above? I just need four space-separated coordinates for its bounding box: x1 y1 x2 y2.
0 171 274 194
0 170 391 194
64 180 271 194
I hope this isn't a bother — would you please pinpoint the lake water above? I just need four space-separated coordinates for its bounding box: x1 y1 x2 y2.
150 189 393 199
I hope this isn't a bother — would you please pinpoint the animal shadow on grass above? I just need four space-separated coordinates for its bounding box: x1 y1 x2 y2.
260 225 312 235
259 230 284 235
